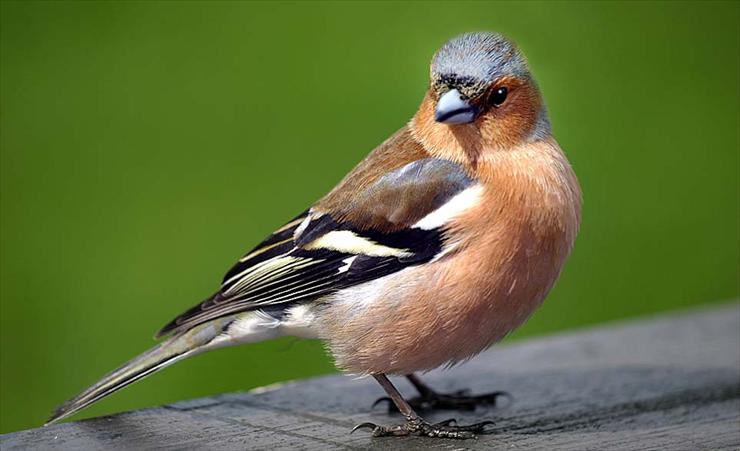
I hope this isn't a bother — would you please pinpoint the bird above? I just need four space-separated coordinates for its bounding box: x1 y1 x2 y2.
47 31 581 439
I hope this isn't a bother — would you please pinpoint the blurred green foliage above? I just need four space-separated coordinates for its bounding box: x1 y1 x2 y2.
1 0 738 433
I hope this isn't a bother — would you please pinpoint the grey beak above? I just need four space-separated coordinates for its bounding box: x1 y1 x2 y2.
434 89 479 124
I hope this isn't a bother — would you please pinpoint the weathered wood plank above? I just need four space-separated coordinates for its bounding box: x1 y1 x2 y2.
3 302 738 450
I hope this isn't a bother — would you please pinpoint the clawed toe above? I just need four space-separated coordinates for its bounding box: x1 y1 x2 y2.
449 420 495 432
361 375 496 439
351 422 379 434
351 421 410 437
352 417 494 439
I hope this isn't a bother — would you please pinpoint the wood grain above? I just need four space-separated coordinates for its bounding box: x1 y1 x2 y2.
3 302 738 450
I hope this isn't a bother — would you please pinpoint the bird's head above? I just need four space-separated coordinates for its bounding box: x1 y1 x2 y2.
412 32 550 162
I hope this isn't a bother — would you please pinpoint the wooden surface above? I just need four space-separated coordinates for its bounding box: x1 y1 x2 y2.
3 302 738 450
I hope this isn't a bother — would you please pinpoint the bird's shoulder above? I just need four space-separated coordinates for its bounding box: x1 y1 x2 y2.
315 125 476 232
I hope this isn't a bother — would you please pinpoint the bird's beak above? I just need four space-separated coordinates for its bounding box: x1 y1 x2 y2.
434 89 479 124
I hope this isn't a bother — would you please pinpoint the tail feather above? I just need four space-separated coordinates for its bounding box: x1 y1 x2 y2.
46 318 233 425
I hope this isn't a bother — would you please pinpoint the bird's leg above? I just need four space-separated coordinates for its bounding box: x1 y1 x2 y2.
353 374 493 439
373 373 509 412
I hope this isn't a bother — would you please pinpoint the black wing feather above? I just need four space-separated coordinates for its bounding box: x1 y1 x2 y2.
221 209 308 285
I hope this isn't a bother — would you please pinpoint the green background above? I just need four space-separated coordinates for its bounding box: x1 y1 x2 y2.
1 0 738 433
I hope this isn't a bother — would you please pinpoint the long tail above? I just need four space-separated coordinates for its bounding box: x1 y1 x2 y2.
46 317 237 425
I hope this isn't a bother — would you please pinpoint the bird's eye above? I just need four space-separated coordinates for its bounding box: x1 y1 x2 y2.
489 87 508 107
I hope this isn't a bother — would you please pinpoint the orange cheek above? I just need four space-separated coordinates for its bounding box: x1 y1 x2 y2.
479 86 541 148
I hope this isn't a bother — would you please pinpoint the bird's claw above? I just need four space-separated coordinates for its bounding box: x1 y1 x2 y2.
351 422 380 434
351 417 494 439
444 419 495 432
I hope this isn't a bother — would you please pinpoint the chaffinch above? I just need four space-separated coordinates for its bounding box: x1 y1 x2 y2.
48 32 581 439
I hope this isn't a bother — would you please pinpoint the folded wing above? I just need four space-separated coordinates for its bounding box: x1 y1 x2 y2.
157 158 478 338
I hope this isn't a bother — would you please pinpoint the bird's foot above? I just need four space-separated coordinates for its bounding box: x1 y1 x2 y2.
352 416 494 439
373 388 509 413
